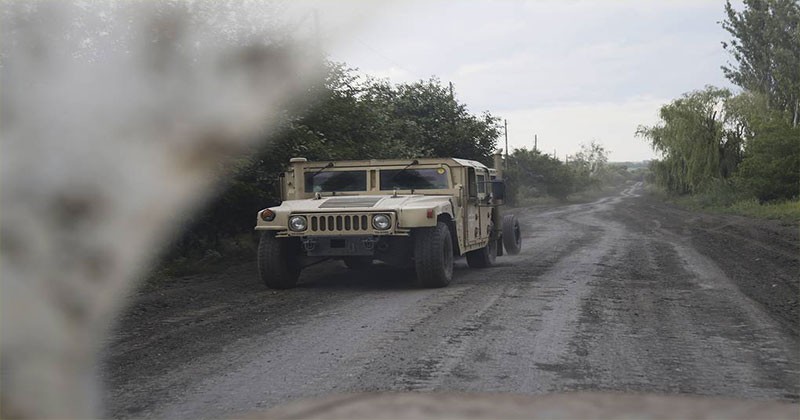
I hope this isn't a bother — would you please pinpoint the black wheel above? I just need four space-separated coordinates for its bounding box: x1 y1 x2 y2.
257 232 301 289
466 234 497 268
414 222 454 288
343 256 372 269
502 214 522 255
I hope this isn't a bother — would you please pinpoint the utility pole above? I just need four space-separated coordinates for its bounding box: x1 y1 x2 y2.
504 119 508 168
449 81 454 101
534 134 538 152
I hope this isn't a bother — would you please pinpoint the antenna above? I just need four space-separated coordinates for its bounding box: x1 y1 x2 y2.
504 119 508 163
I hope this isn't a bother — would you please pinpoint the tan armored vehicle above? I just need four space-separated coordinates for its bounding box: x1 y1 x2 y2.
255 155 522 288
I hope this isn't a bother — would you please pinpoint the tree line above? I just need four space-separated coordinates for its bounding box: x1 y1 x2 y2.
637 0 799 203
503 141 635 203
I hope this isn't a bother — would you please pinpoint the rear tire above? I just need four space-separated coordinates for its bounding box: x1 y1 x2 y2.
502 214 522 255
414 222 454 288
257 232 301 289
343 256 372 269
466 235 497 268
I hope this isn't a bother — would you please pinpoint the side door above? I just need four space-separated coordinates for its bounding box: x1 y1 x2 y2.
465 167 481 247
475 168 492 243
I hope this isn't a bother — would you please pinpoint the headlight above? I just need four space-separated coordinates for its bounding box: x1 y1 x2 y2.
288 215 307 232
372 214 391 230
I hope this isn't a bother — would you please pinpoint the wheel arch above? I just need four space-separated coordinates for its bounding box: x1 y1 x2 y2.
436 213 461 256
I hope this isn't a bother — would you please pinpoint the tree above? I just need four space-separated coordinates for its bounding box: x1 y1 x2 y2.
728 91 800 201
570 141 609 190
721 0 800 126
378 78 500 164
636 87 742 194
737 122 800 201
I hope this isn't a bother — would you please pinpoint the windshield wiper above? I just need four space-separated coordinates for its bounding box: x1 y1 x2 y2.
389 159 419 182
308 162 334 179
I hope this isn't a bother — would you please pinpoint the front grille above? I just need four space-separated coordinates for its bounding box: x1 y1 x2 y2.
309 214 371 233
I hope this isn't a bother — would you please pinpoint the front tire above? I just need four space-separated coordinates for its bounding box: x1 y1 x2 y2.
257 232 301 289
502 214 522 255
466 235 497 268
414 222 454 288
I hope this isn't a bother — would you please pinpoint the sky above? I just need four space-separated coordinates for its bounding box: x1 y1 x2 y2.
291 0 739 162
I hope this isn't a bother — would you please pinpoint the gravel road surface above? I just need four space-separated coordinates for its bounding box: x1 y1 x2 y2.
103 184 799 418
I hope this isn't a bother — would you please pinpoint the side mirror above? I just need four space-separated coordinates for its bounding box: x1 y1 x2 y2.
491 180 506 201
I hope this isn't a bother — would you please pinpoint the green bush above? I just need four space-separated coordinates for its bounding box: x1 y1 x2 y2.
737 123 800 202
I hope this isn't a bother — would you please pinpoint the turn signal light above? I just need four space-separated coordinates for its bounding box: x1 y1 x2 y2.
426 209 434 219
260 209 276 222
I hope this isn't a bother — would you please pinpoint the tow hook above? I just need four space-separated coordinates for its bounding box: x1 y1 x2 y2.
301 238 317 252
362 237 379 250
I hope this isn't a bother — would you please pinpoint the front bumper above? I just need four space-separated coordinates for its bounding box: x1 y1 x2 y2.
301 235 379 257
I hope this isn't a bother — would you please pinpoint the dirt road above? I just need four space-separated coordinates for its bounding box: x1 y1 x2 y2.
103 184 799 418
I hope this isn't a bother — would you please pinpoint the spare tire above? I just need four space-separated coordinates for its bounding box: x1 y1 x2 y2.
502 214 522 255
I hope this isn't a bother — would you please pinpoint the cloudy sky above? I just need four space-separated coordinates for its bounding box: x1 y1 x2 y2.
295 0 739 162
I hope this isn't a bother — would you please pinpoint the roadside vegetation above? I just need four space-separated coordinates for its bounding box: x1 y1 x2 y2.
504 142 642 206
637 0 800 222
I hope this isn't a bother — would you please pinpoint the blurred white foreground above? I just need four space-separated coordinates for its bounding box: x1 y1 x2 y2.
0 1 328 416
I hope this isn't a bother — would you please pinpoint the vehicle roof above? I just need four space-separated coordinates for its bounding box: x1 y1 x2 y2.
290 157 489 170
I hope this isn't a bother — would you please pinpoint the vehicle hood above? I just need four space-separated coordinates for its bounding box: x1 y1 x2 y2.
275 195 452 212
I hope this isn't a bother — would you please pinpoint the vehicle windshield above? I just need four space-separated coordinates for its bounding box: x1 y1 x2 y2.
305 170 367 192
380 168 449 190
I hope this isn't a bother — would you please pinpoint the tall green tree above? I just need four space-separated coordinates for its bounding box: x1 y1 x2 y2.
727 91 800 201
722 0 800 126
721 1 800 201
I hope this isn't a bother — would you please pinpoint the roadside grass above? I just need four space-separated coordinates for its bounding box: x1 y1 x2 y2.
722 198 800 222
144 233 259 283
650 185 800 223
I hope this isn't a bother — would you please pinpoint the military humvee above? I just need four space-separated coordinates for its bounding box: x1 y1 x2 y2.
254 154 522 288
